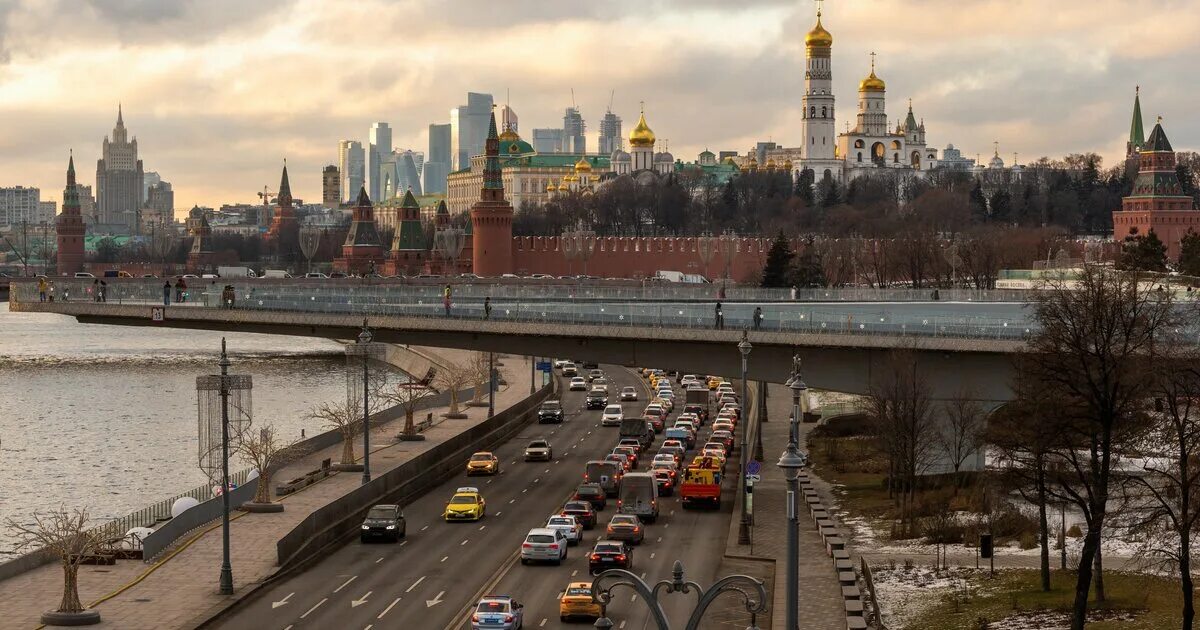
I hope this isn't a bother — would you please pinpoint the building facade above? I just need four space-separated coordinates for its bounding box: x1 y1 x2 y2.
322 165 340 207
532 128 564 154
424 123 452 195
0 186 43 227
450 92 494 171
598 110 623 155
338 140 365 203
368 123 392 202
56 154 86 274
563 107 586 153
145 180 174 224
96 105 144 231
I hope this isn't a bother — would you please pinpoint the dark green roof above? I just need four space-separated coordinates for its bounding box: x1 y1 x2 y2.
1146 123 1172 152
393 219 424 251
1130 91 1145 148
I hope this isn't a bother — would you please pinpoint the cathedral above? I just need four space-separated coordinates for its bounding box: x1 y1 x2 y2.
769 6 940 182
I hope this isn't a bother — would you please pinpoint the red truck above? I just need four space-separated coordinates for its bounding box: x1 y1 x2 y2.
679 457 722 509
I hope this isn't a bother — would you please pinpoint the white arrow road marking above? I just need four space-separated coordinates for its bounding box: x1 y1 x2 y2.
300 598 327 618
334 576 357 593
351 591 372 608
426 590 445 607
378 597 401 619
272 592 294 609
405 576 426 593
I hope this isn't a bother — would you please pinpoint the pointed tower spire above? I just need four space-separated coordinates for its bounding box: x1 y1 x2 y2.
1128 86 1146 156
117 103 124 126
482 106 503 195
279 161 292 198
67 149 76 185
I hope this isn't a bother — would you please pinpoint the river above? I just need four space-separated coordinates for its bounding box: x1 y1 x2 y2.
0 303 351 557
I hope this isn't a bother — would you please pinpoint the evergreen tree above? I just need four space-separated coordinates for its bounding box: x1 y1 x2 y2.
790 242 826 288
969 180 988 222
1178 164 1196 196
760 230 794 288
1179 230 1200 277
793 168 815 206
1117 229 1168 272
989 189 1012 224
817 178 841 208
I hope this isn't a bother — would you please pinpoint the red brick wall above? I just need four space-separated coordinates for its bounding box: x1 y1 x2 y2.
510 236 772 282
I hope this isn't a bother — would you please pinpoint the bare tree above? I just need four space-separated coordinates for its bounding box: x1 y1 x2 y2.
867 348 938 536
1123 343 1200 629
1024 264 1175 630
435 364 472 419
235 424 298 507
7 507 104 620
386 383 434 437
311 400 363 469
939 390 986 486
469 352 491 406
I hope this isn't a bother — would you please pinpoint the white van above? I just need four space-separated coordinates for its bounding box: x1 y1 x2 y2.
262 269 292 279
617 472 659 523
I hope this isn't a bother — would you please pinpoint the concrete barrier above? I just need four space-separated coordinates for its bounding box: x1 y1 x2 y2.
275 380 554 570
141 483 258 560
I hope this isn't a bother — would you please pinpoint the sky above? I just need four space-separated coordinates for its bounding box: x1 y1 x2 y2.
0 0 1196 211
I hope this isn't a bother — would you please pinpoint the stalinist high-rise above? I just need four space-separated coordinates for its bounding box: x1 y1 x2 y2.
96 105 144 232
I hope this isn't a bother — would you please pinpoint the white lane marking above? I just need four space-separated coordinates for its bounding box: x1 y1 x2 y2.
487 479 493 484
284 626 293 630
421 525 429 531
650 553 655 559
334 575 358 593
364 626 373 630
479 525 487 531
640 572 646 579
540 619 548 627
378 597 402 619
426 590 446 607
664 523 669 529
631 594 638 602
554 460 560 464
400 540 408 547
375 557 384 564
670 510 675 516
300 598 327 618
534 479 540 484
405 576 426 593
461 539 470 546
657 537 663 543
351 591 372 608
571 569 578 577
496 511 502 516
544 469 550 474
441 555 449 562
620 621 628 629
509 499 516 504
522 489 528 493
271 592 294 609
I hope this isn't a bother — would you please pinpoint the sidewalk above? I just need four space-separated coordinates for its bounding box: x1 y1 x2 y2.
0 351 537 630
720 382 846 629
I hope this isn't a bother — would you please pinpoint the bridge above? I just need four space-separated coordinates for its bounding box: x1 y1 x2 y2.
9 279 1031 400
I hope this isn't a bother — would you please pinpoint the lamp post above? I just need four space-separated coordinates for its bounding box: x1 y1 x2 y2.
358 323 373 484
737 331 753 544
590 560 767 630
488 352 495 418
778 354 808 630
346 320 383 484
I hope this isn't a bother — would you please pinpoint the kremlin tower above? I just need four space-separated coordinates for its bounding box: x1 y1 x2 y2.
266 163 300 261
334 187 386 274
1112 117 1198 260
470 108 514 277
55 152 86 275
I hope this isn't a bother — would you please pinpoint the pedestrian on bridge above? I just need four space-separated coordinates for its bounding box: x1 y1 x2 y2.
99 280 107 303
484 296 492 320
162 281 171 306
37 277 47 302
714 301 723 330
753 306 763 330
92 279 100 302
443 284 452 316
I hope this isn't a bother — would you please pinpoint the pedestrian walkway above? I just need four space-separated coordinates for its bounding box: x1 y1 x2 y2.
0 351 537 630
721 382 846 629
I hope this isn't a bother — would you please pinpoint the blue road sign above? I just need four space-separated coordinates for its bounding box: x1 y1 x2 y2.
536 362 552 372
747 460 761 476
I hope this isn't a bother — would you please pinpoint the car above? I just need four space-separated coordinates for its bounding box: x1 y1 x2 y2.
588 540 633 575
712 420 735 434
445 487 486 521
581 362 600 370
643 403 665 418
605 453 632 472
569 377 588 391
554 359 571 369
651 453 679 468
600 404 624 427
676 413 700 430
605 514 645 545
472 595 525 630
586 389 608 410
683 404 708 424
573 483 608 510
652 470 675 496
699 449 727 468
592 377 609 389
680 374 700 387
545 514 584 545
587 369 604 382
521 527 568 565
559 581 603 622
466 452 500 476
707 376 722 390
563 364 579 377
360 504 405 542
561 501 597 529
524 439 553 461
73 272 96 278
617 438 643 454
612 446 639 469
619 387 638 401
660 445 687 464
538 400 565 424
702 441 727 455
644 413 665 433
304 272 328 279
651 460 679 483
711 429 735 451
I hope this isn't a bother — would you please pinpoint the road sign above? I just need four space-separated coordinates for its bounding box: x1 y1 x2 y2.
747 460 761 476
745 473 761 483
150 307 164 322
536 361 552 372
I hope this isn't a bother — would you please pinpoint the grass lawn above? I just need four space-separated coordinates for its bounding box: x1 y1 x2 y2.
901 568 1183 630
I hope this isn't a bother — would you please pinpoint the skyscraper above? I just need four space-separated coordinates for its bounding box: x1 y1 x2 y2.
145 181 174 222
424 123 451 194
598 110 623 155
368 122 392 201
339 140 365 203
563 106 586 153
395 151 422 196
142 171 161 201
322 165 341 206
96 105 144 232
532 128 564 154
450 92 494 171
500 104 519 134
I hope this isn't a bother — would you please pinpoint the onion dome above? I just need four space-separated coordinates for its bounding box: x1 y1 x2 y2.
574 157 593 173
783 159 794 171
748 156 758 170
611 149 631 163
805 11 833 49
859 55 886 92
557 181 569 192
546 182 557 193
498 126 519 143
629 107 656 148
765 158 777 170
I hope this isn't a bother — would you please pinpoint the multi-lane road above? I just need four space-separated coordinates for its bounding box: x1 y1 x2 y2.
215 365 737 630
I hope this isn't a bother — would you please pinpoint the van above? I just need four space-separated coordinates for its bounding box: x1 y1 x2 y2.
619 418 653 448
617 472 659 523
262 269 292 279
665 426 695 449
585 460 622 497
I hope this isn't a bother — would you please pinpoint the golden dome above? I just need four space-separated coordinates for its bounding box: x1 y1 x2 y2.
860 55 885 92
765 158 777 170
629 109 656 148
574 157 593 173
498 127 520 142
546 182 557 193
783 159 794 170
748 156 758 170
805 12 833 49
557 182 569 192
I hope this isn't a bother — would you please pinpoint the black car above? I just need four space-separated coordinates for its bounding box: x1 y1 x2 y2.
360 504 406 542
561 500 598 529
573 483 608 510
652 470 675 497
586 392 608 410
589 540 633 575
538 400 565 424
683 404 708 425
581 362 600 370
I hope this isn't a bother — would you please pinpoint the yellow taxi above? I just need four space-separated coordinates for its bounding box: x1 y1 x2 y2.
707 376 722 390
559 581 602 621
466 451 500 476
444 487 486 521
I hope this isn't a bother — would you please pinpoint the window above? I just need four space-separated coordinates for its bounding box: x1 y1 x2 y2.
821 106 827 118
810 106 816 117
857 153 862 163
854 140 865 149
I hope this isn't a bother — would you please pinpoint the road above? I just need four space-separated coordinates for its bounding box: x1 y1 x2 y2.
214 365 738 630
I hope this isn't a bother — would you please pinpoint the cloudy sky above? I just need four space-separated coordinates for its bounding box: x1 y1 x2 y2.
0 0 1196 210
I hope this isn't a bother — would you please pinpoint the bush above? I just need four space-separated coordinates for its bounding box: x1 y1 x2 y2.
1018 531 1038 550
991 508 1039 539
1067 524 1083 538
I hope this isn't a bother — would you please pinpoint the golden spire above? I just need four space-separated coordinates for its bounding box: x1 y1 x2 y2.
859 52 886 92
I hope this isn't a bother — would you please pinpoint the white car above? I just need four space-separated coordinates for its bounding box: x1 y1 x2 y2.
620 387 638 401
554 359 570 369
520 528 568 565
569 377 588 391
601 405 624 427
545 515 583 545
676 413 700 430
651 453 678 468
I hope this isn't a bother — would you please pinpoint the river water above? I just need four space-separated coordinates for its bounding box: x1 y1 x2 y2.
0 303 350 557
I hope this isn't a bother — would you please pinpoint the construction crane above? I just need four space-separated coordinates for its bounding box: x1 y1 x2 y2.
256 186 275 226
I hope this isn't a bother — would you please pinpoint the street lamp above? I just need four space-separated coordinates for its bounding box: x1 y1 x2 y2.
488 352 495 418
737 331 753 545
590 560 767 630
346 320 383 485
778 353 808 630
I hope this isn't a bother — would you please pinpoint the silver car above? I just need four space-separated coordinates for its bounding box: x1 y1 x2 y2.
620 386 638 401
520 527 568 565
524 439 553 462
545 515 583 545
601 405 624 427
